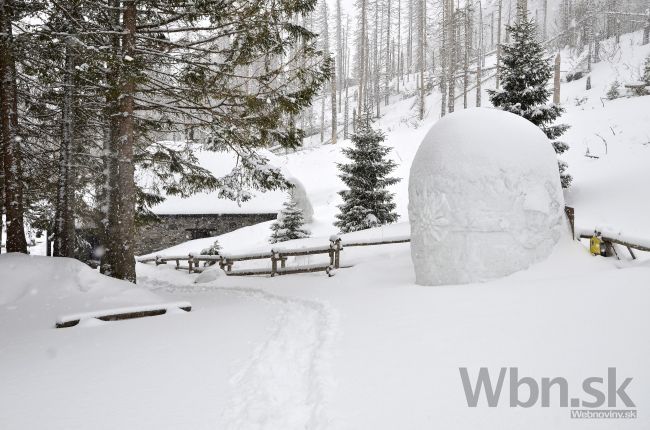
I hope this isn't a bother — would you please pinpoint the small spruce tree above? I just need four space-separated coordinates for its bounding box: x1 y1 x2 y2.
334 118 400 233
488 19 572 188
201 239 221 256
200 239 222 266
269 197 310 243
606 80 621 100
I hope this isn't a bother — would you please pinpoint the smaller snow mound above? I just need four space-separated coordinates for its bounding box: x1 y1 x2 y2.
0 254 168 330
409 108 566 286
194 266 228 284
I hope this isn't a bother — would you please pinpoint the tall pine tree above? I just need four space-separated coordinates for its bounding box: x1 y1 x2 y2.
488 19 572 188
334 118 399 233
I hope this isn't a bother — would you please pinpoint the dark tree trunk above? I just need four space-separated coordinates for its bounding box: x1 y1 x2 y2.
114 0 137 282
54 44 76 257
101 0 137 283
0 0 27 254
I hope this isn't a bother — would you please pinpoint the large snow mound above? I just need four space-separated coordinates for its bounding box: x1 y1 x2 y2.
408 108 566 286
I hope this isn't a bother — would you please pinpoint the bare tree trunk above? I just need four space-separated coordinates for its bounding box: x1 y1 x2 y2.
0 0 27 254
374 0 381 117
496 0 503 89
463 4 470 109
357 0 367 122
553 52 561 105
447 0 456 114
490 12 494 48
331 59 337 144
54 43 77 257
396 0 401 93
385 0 391 106
517 0 527 23
407 0 412 81
418 0 425 120
477 0 483 107
344 17 350 139
543 0 548 40
336 0 343 113
440 0 448 117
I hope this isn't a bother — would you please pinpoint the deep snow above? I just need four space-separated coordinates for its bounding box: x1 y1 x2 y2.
2 30 650 430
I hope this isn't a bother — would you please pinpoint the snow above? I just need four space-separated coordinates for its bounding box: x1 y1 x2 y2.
56 301 191 326
0 253 168 330
409 108 566 285
3 29 650 430
194 265 228 283
286 176 314 223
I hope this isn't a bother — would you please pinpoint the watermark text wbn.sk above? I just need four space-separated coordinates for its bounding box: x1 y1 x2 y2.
459 367 636 419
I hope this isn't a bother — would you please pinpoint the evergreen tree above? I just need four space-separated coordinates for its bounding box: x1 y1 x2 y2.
200 239 222 266
334 119 400 233
643 55 650 85
269 196 310 243
488 19 572 188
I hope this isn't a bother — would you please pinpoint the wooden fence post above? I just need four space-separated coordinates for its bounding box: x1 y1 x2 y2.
271 251 278 277
334 239 342 269
188 254 194 273
564 206 575 239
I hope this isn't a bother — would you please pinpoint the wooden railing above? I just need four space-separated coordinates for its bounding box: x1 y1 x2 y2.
577 229 650 259
137 235 412 277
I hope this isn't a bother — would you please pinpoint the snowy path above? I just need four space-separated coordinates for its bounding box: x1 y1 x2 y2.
139 273 337 430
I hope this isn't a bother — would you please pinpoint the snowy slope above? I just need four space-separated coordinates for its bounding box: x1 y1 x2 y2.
150 32 650 256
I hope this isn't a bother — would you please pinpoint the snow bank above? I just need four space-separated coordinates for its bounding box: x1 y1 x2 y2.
0 253 168 330
408 108 566 285
194 265 228 283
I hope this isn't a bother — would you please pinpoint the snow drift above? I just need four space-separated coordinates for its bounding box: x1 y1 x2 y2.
408 108 566 286
0 253 167 329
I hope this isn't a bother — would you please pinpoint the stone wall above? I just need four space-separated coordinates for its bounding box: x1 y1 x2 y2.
135 213 277 255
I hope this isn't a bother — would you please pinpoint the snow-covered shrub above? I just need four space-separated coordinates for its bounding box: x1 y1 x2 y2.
334 121 400 233
644 56 650 85
566 71 585 82
269 197 310 243
606 80 621 100
200 240 221 265
574 96 588 106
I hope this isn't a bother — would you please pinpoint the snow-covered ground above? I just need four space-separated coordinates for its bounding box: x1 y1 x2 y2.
2 31 650 429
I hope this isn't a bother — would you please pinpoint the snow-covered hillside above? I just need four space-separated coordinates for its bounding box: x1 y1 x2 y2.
2 30 649 430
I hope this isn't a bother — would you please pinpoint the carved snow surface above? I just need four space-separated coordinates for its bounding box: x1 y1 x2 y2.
408 108 566 286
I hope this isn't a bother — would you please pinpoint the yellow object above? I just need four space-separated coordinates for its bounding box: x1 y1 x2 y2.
590 235 601 255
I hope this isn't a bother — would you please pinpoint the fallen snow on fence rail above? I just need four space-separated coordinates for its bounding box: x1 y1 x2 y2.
576 226 650 251
56 301 192 327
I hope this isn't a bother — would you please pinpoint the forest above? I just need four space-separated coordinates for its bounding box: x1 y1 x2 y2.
1 0 649 282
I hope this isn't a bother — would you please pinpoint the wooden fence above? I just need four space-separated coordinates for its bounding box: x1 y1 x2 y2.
137 235 412 277
138 207 648 276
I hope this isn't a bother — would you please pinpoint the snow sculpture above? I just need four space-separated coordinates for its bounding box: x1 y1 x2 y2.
408 108 566 286
286 176 314 223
